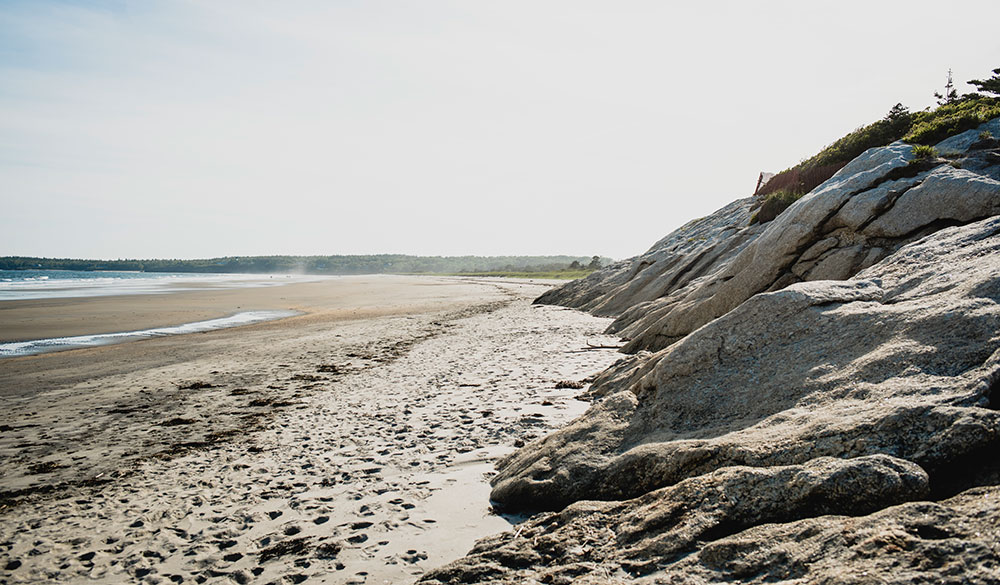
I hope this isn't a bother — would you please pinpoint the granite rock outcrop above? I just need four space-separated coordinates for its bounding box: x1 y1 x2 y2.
492 215 1000 513
421 118 1000 584
425 485 1000 584
539 119 1000 354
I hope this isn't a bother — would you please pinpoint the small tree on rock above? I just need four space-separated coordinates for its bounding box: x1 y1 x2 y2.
968 67 1000 96
934 68 959 105
885 102 910 121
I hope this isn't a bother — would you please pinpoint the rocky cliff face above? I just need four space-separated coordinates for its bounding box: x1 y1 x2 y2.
421 119 1000 584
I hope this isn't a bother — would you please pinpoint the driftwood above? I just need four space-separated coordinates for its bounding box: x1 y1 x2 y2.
567 343 623 353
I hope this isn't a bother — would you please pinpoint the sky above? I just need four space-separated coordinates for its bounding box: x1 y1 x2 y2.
2 1 999 260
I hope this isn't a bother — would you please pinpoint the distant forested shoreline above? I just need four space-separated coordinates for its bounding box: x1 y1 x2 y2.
0 254 612 276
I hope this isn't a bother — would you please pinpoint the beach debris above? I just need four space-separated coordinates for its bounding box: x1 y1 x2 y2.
177 381 216 390
27 461 67 475
290 373 324 382
248 398 298 408
567 344 624 353
258 537 311 563
314 541 342 559
554 380 585 389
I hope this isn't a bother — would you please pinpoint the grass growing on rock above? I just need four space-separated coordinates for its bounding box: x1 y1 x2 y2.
754 92 1000 225
753 105 914 223
751 190 806 224
904 97 1000 145
911 144 937 160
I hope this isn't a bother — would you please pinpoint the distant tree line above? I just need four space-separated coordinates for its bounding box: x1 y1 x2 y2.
0 254 612 275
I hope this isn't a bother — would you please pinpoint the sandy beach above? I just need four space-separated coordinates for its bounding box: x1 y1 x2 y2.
0 275 621 584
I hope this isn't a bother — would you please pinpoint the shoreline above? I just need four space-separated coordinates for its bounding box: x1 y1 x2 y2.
0 310 301 358
0 276 621 584
0 275 570 344
0 275 477 343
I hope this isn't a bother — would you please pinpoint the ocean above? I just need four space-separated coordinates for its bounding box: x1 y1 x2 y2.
0 310 300 358
0 269 320 356
0 269 324 301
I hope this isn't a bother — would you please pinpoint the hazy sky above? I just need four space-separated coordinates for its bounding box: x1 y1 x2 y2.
2 1 998 260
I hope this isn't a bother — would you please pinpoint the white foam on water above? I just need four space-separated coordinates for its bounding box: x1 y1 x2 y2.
0 310 300 358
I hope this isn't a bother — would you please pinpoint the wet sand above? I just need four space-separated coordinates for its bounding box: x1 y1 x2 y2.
0 276 621 584
0 275 501 344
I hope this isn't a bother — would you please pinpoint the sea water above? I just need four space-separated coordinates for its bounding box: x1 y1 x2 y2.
0 310 300 358
0 269 322 357
0 269 324 301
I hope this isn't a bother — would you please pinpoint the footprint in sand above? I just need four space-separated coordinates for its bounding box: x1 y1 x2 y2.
402 549 429 563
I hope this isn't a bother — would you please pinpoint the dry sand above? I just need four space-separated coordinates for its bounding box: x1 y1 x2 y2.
0 275 621 584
